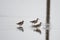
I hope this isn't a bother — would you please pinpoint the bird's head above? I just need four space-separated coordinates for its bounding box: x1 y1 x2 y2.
36 18 39 21
22 21 24 22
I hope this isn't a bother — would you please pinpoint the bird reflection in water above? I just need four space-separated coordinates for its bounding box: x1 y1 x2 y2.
33 28 41 34
17 27 24 32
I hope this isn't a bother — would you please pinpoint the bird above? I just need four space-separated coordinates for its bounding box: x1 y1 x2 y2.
33 28 41 34
17 27 24 32
30 18 39 24
16 21 24 26
32 22 42 28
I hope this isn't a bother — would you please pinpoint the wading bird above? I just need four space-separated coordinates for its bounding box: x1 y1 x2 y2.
30 18 39 24
16 21 24 26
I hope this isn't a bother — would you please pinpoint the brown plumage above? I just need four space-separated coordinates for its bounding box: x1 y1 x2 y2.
32 22 42 28
17 27 24 32
30 18 39 24
34 28 41 34
17 21 24 26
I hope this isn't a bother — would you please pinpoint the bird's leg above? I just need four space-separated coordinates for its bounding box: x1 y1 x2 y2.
19 25 22 27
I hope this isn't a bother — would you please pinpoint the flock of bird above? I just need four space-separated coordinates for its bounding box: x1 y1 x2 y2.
16 18 42 34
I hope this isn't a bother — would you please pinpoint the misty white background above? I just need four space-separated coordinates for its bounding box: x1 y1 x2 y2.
0 0 60 40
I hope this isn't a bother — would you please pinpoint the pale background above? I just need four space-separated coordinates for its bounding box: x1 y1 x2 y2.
0 0 60 40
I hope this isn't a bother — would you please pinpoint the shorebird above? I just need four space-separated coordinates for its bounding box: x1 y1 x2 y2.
17 27 24 32
32 22 42 28
16 21 24 26
30 18 39 24
34 28 41 34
